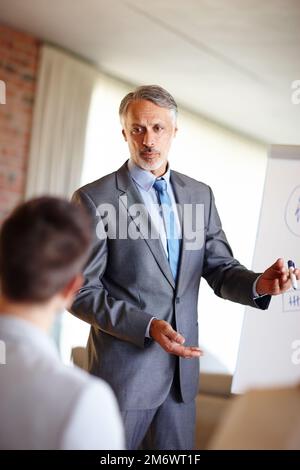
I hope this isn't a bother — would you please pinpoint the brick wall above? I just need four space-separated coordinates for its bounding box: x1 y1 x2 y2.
0 24 40 223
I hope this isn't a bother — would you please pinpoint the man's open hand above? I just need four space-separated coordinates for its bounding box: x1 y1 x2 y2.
150 319 203 358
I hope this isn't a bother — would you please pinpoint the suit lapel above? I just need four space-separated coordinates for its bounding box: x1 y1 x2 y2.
116 162 175 290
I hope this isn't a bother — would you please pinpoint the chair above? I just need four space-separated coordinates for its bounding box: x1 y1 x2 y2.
71 346 88 371
195 373 233 449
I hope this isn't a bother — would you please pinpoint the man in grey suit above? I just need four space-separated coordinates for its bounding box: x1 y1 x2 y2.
71 85 298 450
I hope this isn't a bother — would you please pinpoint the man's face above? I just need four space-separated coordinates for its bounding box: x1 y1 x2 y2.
122 99 177 176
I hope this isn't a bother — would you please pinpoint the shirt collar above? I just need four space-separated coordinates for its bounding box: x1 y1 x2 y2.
127 158 171 192
0 314 60 362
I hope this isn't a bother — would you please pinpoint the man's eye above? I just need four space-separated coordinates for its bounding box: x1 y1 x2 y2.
154 126 163 132
132 127 143 134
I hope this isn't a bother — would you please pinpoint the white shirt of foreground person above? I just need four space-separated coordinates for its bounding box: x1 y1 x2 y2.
209 386 300 450
0 315 125 450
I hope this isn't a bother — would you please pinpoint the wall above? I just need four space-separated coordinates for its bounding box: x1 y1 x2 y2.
0 24 40 223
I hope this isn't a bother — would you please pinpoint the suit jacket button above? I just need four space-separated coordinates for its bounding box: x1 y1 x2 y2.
176 297 180 304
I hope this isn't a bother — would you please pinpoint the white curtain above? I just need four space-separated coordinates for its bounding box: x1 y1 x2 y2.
26 44 97 198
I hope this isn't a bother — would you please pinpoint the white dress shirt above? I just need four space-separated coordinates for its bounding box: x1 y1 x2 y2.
0 315 125 450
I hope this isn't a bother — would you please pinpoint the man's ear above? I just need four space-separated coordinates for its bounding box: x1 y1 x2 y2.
61 274 83 307
122 129 127 142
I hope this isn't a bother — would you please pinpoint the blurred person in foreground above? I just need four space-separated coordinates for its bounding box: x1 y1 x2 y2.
0 197 124 450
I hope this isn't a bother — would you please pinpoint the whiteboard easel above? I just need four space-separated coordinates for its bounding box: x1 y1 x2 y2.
232 145 300 393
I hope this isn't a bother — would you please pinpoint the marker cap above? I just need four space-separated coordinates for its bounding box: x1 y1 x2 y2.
288 260 295 269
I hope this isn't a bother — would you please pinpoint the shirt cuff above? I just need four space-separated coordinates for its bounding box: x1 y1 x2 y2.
253 275 268 298
145 317 156 338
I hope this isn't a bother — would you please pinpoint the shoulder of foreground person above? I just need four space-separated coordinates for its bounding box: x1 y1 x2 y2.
60 374 125 450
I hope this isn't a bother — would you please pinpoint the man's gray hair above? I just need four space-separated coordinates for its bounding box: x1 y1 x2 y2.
119 85 178 122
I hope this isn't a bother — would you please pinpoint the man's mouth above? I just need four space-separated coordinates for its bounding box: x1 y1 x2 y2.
140 151 160 158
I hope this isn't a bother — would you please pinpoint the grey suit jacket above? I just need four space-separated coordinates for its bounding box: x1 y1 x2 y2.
71 161 270 410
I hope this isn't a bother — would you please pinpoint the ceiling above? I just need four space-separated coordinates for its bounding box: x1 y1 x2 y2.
1 0 300 144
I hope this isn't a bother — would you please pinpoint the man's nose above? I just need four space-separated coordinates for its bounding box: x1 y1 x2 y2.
142 130 155 147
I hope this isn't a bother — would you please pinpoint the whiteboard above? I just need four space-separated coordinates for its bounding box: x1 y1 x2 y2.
232 145 300 393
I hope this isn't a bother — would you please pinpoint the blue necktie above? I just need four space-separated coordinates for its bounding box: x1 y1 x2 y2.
153 178 180 281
